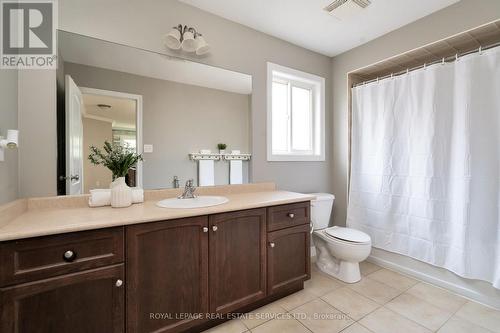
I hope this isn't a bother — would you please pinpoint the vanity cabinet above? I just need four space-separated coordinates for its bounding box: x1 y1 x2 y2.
126 216 209 333
0 201 311 333
209 208 267 314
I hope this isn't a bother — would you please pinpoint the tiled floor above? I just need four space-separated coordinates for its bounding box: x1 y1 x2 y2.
202 261 500 333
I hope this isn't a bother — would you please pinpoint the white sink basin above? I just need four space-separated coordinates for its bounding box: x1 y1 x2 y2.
156 196 229 209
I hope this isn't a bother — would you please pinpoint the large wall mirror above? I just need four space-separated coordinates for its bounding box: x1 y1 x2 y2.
57 31 252 195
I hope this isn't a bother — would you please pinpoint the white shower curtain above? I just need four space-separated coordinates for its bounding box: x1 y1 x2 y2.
348 47 500 288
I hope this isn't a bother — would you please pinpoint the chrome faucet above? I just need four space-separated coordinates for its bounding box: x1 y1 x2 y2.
173 176 179 189
178 179 197 199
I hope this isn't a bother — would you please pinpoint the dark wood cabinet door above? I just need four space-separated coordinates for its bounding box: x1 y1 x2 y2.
126 216 209 333
209 208 267 314
0 264 125 333
268 224 310 295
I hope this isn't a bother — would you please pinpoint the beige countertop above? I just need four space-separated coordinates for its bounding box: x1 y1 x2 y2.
0 185 314 242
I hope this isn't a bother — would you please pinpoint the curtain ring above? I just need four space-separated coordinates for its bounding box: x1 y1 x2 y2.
423 63 427 70
455 54 459 61
479 46 483 55
441 57 445 65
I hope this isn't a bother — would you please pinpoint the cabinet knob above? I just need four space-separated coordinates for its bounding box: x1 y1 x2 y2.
202 227 209 233
115 279 123 287
269 242 275 248
63 250 76 262
287 213 295 219
212 225 218 232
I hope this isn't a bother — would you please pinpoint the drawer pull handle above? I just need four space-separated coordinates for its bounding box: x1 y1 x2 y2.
269 242 275 248
115 279 123 287
63 250 76 262
287 213 295 219
202 227 209 233
212 225 218 232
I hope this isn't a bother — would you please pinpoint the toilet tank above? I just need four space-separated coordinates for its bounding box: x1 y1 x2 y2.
310 193 335 230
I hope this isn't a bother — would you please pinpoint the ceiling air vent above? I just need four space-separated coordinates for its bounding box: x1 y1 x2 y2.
324 0 371 20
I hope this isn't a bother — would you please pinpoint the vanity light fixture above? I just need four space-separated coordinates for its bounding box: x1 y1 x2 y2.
0 129 19 162
164 24 210 55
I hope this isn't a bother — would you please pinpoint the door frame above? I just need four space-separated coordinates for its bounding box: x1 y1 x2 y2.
79 87 144 189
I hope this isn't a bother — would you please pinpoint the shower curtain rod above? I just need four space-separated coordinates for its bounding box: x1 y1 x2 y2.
353 40 500 87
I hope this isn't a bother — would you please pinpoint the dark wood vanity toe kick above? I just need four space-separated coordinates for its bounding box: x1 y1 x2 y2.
267 201 310 232
0 227 124 287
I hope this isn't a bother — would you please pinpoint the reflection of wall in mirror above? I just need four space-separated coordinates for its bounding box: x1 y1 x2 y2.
64 62 250 189
0 70 18 204
82 117 113 192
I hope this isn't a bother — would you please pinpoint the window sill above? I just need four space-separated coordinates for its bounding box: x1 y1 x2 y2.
267 154 325 162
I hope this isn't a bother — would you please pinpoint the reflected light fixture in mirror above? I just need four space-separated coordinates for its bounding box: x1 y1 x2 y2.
165 24 210 55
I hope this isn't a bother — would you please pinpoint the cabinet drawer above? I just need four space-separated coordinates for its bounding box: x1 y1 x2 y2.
0 227 124 287
267 202 310 232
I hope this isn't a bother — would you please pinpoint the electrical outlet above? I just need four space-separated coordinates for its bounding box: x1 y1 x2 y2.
143 144 153 153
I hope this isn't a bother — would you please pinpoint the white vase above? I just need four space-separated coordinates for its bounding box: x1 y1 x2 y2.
110 177 132 208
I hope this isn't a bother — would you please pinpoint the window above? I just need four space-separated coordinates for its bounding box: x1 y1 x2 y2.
267 62 325 161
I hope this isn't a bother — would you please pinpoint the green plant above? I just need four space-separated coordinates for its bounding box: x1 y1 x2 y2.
217 143 227 150
88 141 143 180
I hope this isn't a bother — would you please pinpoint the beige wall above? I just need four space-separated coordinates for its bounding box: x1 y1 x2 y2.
0 70 18 204
331 0 500 226
65 62 250 189
59 0 333 195
82 117 113 192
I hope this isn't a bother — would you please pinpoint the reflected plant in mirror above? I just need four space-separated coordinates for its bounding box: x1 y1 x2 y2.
217 143 227 154
88 141 143 183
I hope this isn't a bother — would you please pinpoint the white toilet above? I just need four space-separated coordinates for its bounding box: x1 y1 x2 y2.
310 193 372 283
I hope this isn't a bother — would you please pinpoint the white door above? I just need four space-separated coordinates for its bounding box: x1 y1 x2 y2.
65 75 84 195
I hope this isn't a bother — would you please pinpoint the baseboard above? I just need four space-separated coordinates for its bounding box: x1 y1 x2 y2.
368 254 500 310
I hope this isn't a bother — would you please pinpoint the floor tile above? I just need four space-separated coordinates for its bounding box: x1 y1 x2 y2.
322 286 380 320
305 270 344 296
275 288 318 311
360 261 382 276
347 277 402 304
240 302 287 329
405 282 466 312
437 316 495 333
385 293 453 331
367 269 418 291
359 307 432 333
203 319 248 333
455 301 500 333
250 316 310 333
341 323 374 333
291 299 354 333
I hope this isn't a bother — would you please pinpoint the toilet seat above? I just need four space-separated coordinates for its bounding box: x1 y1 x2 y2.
324 226 371 244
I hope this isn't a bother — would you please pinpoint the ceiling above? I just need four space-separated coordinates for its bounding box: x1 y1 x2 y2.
179 0 461 56
82 94 137 130
59 31 252 95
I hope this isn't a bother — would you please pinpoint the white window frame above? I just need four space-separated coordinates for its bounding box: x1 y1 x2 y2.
267 62 325 162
